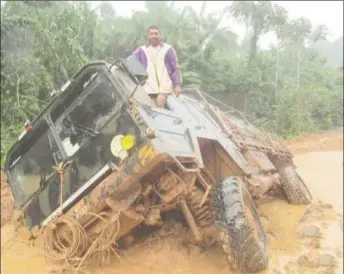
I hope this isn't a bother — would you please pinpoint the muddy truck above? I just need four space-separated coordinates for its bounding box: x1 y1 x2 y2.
4 56 312 273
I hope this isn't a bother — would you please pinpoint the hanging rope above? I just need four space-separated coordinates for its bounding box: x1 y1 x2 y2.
44 161 121 273
52 161 73 207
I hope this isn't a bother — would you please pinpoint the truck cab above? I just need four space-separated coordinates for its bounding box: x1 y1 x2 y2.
4 58 153 228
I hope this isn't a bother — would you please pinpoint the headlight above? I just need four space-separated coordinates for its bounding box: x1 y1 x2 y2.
121 135 136 151
110 135 136 160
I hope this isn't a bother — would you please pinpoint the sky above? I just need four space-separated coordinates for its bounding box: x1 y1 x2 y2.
1 1 342 47
95 1 343 48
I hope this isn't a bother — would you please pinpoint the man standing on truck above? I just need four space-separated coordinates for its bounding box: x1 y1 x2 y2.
133 25 182 107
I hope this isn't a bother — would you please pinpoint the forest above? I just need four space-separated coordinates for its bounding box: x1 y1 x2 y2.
1 1 343 166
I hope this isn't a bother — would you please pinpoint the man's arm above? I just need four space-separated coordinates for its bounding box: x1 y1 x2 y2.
133 47 147 69
165 47 182 88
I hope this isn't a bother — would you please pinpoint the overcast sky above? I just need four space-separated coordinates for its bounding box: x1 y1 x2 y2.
98 1 343 48
2 1 342 47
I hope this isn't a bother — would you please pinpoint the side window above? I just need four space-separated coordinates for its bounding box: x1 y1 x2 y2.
9 123 59 205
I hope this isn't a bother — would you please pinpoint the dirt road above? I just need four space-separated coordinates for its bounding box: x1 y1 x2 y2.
1 131 343 274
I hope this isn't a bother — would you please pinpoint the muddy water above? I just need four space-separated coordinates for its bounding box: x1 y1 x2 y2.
294 152 343 274
294 152 343 212
1 151 343 274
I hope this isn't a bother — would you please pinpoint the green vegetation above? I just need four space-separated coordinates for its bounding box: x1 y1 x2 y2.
1 1 343 166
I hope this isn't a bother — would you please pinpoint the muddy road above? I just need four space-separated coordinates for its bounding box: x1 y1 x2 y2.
1 131 343 274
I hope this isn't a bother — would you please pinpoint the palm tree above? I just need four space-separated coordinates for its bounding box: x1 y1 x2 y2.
230 1 276 65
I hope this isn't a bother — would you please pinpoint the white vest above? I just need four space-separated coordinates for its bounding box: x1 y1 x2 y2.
141 44 173 94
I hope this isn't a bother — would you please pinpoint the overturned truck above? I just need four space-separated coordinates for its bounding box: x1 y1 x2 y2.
4 56 312 273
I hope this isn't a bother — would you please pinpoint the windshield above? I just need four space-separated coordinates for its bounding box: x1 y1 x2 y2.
8 123 60 205
7 65 148 215
54 71 121 157
8 68 122 207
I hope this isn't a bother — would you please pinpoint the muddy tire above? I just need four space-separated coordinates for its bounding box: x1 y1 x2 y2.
212 176 268 273
280 165 312 205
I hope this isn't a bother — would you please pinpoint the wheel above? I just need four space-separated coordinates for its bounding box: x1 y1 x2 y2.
279 165 312 205
212 176 268 273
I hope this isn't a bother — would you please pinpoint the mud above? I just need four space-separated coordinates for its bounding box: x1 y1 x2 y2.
1 130 343 274
1 169 14 226
286 129 343 154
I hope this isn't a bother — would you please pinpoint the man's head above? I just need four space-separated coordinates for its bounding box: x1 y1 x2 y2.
148 25 160 47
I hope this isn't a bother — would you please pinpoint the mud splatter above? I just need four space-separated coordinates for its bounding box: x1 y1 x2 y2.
1 131 343 274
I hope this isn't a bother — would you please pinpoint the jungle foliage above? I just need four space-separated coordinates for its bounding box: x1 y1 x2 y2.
1 1 343 166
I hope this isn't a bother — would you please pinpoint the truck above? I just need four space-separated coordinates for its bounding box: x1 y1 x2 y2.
4 56 312 273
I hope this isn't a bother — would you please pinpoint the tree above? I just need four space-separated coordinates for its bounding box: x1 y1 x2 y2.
230 1 275 65
271 4 288 101
1 0 342 165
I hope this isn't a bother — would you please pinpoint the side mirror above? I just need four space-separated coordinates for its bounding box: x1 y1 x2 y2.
124 55 148 85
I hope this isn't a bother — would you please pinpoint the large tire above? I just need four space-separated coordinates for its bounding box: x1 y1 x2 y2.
212 176 268 273
279 165 312 205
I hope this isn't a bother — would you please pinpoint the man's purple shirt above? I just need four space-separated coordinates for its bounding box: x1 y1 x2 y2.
133 42 181 88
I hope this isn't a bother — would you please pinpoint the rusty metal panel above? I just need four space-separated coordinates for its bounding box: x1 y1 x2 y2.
243 150 276 172
216 135 253 176
88 144 160 205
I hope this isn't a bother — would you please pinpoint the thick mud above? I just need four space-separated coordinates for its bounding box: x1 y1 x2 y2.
1 131 343 274
286 129 343 154
1 169 13 226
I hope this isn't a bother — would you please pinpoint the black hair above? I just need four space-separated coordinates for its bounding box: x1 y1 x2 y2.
148 25 160 33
